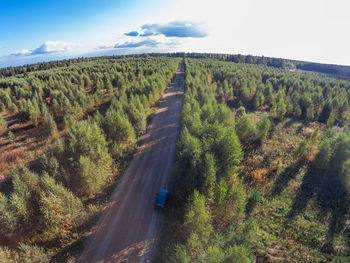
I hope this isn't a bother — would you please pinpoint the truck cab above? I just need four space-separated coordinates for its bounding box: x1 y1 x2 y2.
155 190 168 209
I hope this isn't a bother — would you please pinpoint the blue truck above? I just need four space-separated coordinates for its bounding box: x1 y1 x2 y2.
155 190 169 209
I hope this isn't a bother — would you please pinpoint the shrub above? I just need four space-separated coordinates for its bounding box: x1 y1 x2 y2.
18 243 51 263
332 256 350 263
246 189 261 215
250 168 269 181
0 246 18 263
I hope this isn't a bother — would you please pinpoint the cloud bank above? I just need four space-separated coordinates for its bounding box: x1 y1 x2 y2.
114 37 184 49
114 39 159 49
126 21 207 38
114 20 207 50
141 21 207 38
13 41 76 56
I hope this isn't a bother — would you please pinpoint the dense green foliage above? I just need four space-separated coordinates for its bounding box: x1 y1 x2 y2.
1 54 350 262
191 58 350 127
185 53 350 79
160 59 257 262
0 56 180 261
159 57 350 263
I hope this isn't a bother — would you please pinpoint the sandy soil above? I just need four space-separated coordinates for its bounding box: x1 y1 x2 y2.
78 61 184 263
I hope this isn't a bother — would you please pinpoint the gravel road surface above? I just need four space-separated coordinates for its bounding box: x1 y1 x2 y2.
78 61 184 263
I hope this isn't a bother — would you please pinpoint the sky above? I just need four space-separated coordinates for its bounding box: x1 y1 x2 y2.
0 0 349 67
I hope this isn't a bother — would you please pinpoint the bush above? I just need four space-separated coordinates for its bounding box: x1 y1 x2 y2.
18 243 51 263
0 148 25 164
332 256 350 263
0 246 18 263
246 189 261 215
225 245 255 263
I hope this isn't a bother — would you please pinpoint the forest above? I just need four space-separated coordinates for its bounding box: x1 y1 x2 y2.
0 54 350 262
0 55 181 261
156 58 350 263
184 53 350 80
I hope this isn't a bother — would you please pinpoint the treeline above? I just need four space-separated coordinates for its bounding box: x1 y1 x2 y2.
162 59 258 262
184 53 350 79
2 52 349 79
190 58 350 126
185 53 292 69
0 57 180 261
0 53 179 78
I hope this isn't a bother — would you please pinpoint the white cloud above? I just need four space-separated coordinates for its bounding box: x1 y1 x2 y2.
12 41 77 56
14 49 32 56
33 41 76 54
114 35 184 49
124 21 208 38
94 45 114 50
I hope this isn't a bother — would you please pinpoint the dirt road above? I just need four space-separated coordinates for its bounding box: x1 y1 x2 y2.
78 61 184 263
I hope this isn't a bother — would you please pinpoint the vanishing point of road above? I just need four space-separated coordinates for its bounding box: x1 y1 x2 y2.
78 61 185 263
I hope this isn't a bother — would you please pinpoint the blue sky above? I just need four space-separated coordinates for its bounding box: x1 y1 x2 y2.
0 0 349 67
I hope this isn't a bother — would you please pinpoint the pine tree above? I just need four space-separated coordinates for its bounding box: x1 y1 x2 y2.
47 115 57 135
213 181 246 230
294 139 309 162
272 92 287 120
201 153 216 200
0 102 6 112
40 173 84 242
235 107 256 144
256 113 271 140
254 89 265 109
306 104 315 120
0 114 7 132
183 191 212 261
314 138 332 170
63 120 113 197
0 193 16 238
105 108 136 147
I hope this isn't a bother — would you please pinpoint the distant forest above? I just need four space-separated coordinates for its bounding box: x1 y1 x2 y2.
1 53 350 80
184 53 350 80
